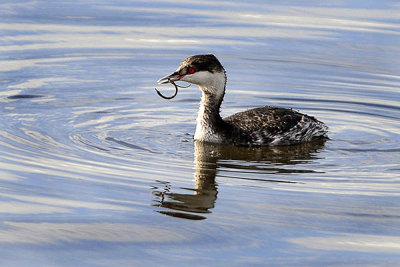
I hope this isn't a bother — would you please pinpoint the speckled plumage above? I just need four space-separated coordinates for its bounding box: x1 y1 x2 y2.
223 106 328 146
158 54 329 146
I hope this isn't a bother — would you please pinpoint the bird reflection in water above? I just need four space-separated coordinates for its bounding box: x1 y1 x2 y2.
152 139 326 220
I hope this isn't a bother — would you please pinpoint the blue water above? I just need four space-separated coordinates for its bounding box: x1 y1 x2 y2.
1 0 400 266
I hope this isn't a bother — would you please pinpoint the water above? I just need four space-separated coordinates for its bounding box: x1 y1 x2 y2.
1 0 400 266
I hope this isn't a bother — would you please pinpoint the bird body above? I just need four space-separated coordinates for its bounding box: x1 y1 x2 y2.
158 54 328 146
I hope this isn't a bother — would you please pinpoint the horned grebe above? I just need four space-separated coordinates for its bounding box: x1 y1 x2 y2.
157 54 328 146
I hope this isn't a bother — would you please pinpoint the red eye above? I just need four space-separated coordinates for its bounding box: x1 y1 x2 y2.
188 67 195 74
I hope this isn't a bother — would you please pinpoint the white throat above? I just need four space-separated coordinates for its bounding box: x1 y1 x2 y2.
194 72 226 142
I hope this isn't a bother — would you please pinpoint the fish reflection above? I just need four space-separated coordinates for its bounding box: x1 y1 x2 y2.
152 139 326 220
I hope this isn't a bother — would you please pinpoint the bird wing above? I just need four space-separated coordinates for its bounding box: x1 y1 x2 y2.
224 106 307 135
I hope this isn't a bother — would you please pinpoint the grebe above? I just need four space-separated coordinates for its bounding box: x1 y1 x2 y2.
157 54 328 146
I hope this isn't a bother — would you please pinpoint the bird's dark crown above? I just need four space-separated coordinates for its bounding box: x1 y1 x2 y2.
179 54 224 74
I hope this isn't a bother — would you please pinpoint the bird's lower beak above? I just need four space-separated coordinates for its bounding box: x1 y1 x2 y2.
157 72 183 84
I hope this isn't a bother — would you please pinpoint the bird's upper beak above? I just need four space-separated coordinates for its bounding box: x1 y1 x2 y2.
157 71 184 84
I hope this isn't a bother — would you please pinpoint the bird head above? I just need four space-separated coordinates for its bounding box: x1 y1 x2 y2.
158 54 226 98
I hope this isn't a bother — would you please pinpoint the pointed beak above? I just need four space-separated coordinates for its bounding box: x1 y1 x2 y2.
157 71 184 84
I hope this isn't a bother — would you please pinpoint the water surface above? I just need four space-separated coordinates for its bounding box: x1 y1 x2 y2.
1 0 400 266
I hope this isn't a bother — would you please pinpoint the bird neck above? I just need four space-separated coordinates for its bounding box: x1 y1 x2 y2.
195 81 226 142
198 90 224 123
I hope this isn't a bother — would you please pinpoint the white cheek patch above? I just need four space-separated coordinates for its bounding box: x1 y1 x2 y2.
182 71 226 99
182 71 211 85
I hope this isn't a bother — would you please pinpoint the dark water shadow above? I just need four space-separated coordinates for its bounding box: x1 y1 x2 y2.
105 137 154 153
152 139 326 220
7 94 44 100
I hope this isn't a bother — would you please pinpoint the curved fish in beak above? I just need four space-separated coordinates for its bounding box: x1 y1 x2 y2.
157 71 183 84
156 70 190 100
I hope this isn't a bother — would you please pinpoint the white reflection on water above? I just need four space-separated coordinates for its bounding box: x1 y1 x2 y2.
0 24 321 52
0 57 86 72
290 234 400 253
121 6 400 34
0 202 70 214
2 4 399 52
0 192 133 212
0 222 188 244
8 77 93 89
